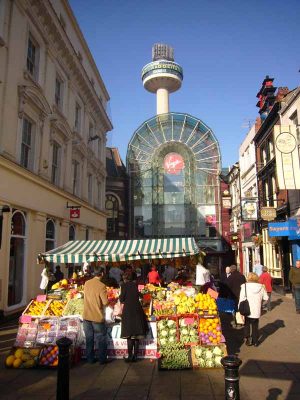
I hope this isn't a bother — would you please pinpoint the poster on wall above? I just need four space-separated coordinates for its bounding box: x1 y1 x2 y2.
274 125 300 190
241 199 258 221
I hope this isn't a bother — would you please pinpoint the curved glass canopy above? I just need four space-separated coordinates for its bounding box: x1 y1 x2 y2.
127 113 221 240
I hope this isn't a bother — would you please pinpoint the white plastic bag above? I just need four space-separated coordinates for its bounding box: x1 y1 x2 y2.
105 305 115 324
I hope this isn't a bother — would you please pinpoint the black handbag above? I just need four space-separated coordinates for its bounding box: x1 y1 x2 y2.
238 283 250 316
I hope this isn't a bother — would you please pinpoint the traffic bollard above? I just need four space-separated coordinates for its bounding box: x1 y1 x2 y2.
221 355 242 400
56 337 72 400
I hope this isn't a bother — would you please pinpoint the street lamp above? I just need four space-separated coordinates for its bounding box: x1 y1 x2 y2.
0 205 11 249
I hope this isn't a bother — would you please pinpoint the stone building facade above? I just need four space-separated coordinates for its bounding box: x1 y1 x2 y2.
0 0 112 315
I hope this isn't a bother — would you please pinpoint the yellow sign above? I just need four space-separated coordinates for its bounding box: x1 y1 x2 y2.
274 125 300 189
260 207 276 221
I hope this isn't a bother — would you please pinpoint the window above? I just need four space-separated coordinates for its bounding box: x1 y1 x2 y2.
85 228 89 240
88 123 95 149
98 136 102 161
75 103 81 132
55 75 63 110
88 173 93 203
72 160 80 195
106 195 119 234
51 142 61 185
8 211 26 307
69 225 76 241
26 35 39 80
45 219 55 272
269 139 274 159
20 118 34 170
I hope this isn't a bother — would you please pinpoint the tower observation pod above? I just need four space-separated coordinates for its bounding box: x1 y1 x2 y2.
141 44 183 115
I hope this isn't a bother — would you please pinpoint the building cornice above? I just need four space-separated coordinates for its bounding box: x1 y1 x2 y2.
0 155 107 218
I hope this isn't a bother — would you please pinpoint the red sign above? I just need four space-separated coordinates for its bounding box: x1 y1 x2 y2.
70 208 80 219
163 153 184 175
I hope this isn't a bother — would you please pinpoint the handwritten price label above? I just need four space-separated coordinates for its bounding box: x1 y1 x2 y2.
20 315 32 323
37 295 47 302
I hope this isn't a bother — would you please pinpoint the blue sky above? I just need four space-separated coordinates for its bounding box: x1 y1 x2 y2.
69 0 300 168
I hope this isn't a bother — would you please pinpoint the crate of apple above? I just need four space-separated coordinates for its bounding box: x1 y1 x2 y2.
39 345 59 367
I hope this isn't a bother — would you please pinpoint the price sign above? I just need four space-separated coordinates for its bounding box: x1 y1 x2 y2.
37 294 47 302
20 315 32 324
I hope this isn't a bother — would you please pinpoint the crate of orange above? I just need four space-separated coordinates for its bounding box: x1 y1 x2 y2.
198 317 223 345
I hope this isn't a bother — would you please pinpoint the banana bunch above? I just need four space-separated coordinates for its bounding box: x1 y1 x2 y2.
26 300 47 316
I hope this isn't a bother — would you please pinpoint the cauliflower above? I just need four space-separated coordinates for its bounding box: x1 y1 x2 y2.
157 321 166 330
167 320 175 328
212 346 223 356
206 359 214 368
195 348 203 357
179 319 187 327
215 356 222 366
159 338 167 346
169 328 177 336
199 359 206 367
161 329 168 337
181 328 188 335
168 336 175 343
205 350 213 359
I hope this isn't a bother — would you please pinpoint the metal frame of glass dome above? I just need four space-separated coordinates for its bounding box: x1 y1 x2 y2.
126 112 222 242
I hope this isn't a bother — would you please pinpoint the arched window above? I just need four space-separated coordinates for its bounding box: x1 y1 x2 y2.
8 211 26 307
105 195 119 234
69 224 76 241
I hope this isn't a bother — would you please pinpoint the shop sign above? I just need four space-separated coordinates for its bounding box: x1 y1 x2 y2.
222 196 231 209
269 218 300 238
261 207 276 221
241 199 258 221
70 209 80 219
163 153 185 175
274 125 300 189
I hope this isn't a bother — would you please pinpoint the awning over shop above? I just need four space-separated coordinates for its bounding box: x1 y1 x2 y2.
39 237 199 264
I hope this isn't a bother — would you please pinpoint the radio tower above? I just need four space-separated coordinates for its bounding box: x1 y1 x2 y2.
141 44 183 115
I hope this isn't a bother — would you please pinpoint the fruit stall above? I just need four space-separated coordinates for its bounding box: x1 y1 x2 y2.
5 237 227 370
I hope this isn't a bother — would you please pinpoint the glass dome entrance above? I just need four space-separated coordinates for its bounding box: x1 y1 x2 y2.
127 113 221 239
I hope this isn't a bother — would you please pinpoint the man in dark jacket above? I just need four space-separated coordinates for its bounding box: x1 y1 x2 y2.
227 265 246 308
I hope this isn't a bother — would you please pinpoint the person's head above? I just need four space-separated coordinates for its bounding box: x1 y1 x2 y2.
93 266 105 278
262 266 268 273
123 271 135 282
255 259 260 265
151 265 157 271
230 265 237 273
296 260 300 269
247 272 259 283
136 268 141 277
55 265 61 271
225 266 231 274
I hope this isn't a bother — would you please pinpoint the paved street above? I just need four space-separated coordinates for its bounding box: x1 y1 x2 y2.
0 292 299 400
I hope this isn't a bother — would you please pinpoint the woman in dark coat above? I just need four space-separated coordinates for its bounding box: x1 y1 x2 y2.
119 271 148 362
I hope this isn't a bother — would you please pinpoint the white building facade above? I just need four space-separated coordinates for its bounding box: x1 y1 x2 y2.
239 125 260 275
0 0 112 315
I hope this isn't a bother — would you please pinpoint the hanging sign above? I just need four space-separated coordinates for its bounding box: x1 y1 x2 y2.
274 125 300 189
261 207 276 221
70 208 80 219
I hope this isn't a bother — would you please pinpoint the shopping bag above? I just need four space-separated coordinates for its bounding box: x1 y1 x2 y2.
105 305 115 324
238 299 250 316
235 311 245 325
113 300 123 316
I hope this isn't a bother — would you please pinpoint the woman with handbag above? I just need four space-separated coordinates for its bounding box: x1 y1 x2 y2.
238 272 268 347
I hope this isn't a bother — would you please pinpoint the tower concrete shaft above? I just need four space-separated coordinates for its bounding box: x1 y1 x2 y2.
141 44 183 115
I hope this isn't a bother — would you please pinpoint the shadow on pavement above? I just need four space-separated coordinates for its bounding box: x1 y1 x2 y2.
269 298 283 311
240 360 300 400
259 319 285 344
219 312 244 355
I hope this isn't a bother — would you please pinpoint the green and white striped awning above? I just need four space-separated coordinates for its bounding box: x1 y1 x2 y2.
39 237 199 264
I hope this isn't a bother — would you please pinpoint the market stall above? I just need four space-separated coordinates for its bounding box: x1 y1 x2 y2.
5 237 227 370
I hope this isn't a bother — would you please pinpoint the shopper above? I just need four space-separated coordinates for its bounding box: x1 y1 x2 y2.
195 260 210 291
289 259 300 314
54 265 64 283
120 271 148 362
253 259 263 277
259 266 273 311
147 265 160 285
227 265 246 308
83 266 109 364
109 265 123 285
239 272 268 346
219 266 231 297
163 264 176 284
40 266 50 294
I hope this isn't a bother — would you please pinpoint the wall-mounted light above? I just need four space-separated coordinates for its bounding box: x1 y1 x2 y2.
88 135 99 143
